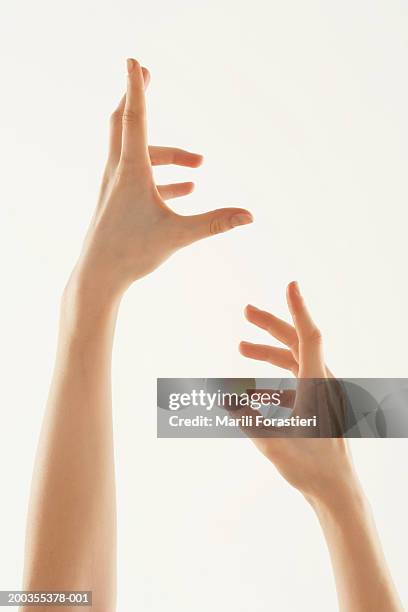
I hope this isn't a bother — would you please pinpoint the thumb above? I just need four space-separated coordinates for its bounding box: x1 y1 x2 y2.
178 208 253 245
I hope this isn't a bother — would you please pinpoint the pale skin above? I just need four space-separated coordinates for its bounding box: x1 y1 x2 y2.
239 283 403 611
20 59 402 612
21 58 253 612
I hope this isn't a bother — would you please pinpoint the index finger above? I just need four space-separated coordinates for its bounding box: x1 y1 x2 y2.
121 58 149 165
245 304 298 354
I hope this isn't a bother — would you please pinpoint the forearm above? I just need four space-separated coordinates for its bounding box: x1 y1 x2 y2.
309 481 403 612
22 274 120 611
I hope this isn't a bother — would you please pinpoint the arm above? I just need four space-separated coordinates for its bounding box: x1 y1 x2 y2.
22 282 120 611
240 281 403 612
311 480 402 612
21 58 253 612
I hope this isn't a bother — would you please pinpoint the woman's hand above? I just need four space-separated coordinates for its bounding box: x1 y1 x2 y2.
239 283 404 611
71 58 253 300
239 281 355 504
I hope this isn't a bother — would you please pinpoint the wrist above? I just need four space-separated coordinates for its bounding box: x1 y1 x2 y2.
306 476 368 520
64 260 123 307
61 265 122 333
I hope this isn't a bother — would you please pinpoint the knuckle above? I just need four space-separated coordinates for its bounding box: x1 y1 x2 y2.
110 109 122 125
304 327 323 345
209 216 225 235
122 108 142 125
171 148 182 163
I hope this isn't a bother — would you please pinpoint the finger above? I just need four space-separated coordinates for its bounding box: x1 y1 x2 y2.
177 208 253 246
149 146 203 167
244 304 332 378
286 281 326 378
239 341 298 374
244 304 298 356
120 58 149 166
109 67 150 167
157 182 195 200
108 94 126 165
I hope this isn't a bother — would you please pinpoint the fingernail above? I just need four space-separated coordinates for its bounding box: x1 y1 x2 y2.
230 213 253 228
127 58 135 74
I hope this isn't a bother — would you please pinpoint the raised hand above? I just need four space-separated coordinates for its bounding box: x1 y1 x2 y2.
238 281 350 499
237 283 403 612
74 59 253 299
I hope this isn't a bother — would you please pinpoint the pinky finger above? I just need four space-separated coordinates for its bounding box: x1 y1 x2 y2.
157 182 195 200
239 341 298 374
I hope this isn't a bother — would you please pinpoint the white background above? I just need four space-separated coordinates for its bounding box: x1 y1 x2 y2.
1 0 408 609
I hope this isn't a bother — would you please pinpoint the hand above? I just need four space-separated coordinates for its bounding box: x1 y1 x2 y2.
71 58 253 299
238 281 356 504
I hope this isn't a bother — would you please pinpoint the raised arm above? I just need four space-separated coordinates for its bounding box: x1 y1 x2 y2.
21 59 253 612
239 282 403 612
